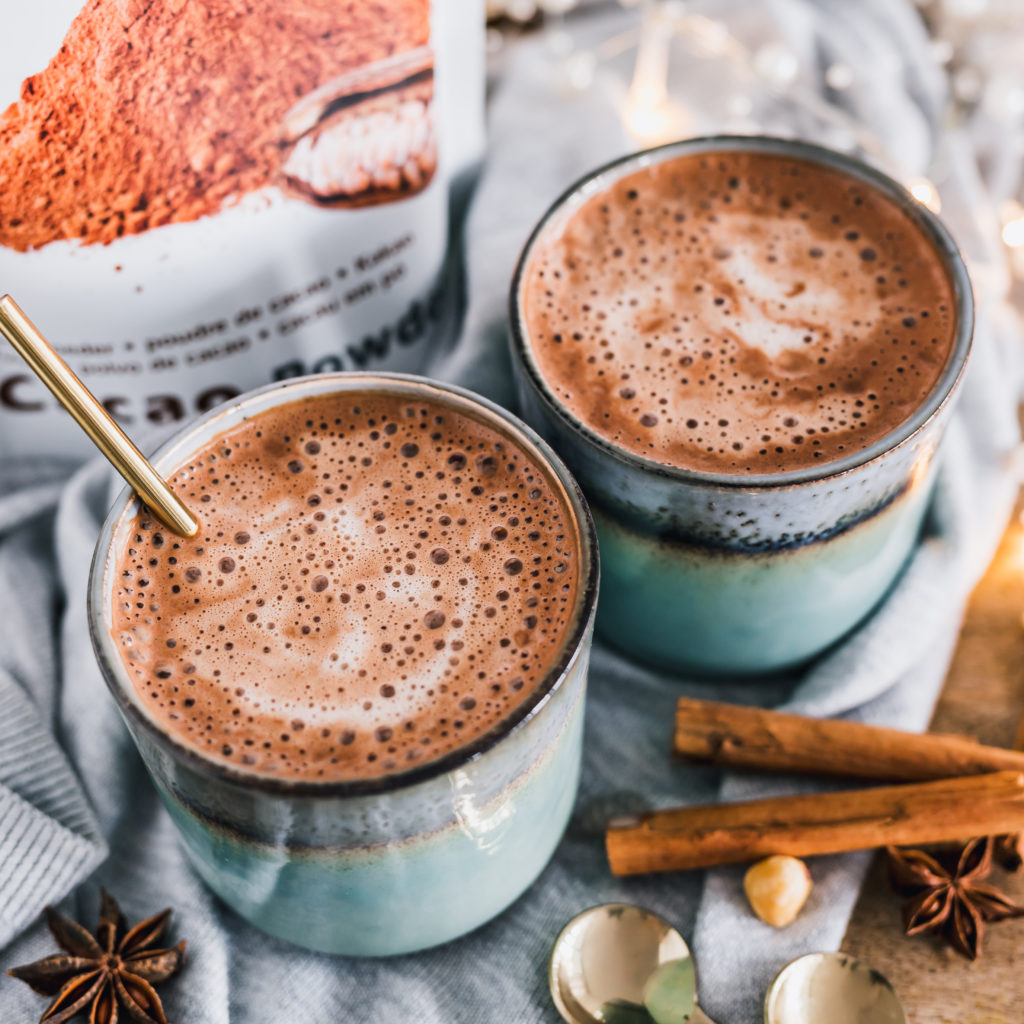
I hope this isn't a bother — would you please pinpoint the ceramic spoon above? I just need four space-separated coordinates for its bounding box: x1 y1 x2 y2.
764 952 907 1024
549 903 719 1024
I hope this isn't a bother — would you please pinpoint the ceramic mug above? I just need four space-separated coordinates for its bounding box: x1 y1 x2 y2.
508 136 973 675
88 373 599 955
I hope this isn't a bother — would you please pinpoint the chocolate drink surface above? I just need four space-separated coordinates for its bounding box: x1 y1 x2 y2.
520 148 958 475
108 390 581 782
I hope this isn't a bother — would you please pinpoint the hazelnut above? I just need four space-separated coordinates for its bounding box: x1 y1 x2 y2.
743 855 812 928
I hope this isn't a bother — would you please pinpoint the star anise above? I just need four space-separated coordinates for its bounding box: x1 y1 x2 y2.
887 837 1024 960
994 830 1024 872
7 889 186 1024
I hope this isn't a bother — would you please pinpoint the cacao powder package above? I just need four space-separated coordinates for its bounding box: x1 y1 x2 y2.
0 0 483 474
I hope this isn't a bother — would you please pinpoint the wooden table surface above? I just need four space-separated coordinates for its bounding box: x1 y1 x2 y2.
842 502 1024 1022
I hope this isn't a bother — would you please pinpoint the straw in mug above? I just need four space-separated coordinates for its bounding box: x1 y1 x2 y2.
0 295 198 537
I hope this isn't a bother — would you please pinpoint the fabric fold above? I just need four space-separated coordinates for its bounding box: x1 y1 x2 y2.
0 660 107 947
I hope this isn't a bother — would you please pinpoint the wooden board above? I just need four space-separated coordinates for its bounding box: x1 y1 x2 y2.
842 504 1024 1022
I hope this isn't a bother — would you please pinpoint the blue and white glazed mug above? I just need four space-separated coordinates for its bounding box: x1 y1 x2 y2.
509 137 973 676
88 373 599 955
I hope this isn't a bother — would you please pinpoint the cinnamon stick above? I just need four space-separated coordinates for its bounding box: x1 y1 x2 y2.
606 771 1024 876
674 697 1024 781
996 715 1024 870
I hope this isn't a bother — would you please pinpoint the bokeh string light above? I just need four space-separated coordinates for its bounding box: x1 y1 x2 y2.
487 0 1024 289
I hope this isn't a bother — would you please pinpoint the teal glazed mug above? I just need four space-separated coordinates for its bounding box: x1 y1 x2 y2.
508 136 973 675
88 372 598 955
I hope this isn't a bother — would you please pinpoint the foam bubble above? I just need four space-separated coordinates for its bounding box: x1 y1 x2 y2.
110 391 580 781
521 149 958 474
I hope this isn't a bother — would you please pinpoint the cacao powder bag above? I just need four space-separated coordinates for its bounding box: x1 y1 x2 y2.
0 0 484 475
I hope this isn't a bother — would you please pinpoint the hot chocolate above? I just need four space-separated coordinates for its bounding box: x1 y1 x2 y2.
109 389 581 781
520 148 958 474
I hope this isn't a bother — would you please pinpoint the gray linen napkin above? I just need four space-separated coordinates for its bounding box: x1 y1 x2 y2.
2 2 1022 1022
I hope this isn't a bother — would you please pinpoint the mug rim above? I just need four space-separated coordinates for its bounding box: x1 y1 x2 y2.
508 134 975 491
88 371 599 798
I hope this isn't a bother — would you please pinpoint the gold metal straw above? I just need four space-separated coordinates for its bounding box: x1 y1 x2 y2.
0 295 198 537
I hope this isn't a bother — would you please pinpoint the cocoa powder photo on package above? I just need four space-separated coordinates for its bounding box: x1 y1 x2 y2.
0 0 436 252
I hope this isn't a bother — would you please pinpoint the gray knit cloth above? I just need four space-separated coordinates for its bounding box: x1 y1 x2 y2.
2 2 1022 1021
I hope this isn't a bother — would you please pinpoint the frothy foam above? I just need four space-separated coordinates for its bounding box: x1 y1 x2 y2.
109 390 581 781
520 149 958 474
